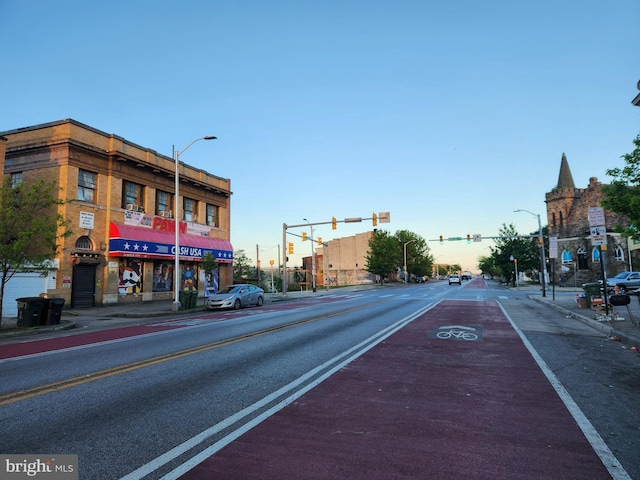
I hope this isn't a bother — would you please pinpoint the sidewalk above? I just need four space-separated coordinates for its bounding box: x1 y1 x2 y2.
513 284 640 346
0 288 340 338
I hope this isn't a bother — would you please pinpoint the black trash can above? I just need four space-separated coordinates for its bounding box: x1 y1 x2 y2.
46 298 65 325
16 297 49 327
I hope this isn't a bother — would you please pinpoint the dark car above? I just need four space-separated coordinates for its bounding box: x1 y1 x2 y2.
207 284 265 310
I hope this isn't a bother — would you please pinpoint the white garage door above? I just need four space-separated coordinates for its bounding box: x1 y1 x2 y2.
2 272 48 318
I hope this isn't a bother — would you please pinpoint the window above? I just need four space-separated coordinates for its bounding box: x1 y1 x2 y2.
75 236 92 250
592 247 600 263
614 245 624 262
78 169 97 202
11 172 22 187
156 190 173 216
561 248 573 265
123 180 144 210
206 204 219 227
183 197 197 222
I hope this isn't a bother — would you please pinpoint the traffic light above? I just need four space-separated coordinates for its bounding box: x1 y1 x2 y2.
288 242 294 254
467 234 471 244
372 213 377 227
317 237 322 245
332 217 337 230
302 232 307 242
538 236 543 247
439 235 443 244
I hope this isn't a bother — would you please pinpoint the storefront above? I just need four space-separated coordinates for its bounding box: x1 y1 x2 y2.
108 219 233 302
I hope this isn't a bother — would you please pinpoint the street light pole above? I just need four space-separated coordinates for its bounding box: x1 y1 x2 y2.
514 209 547 297
303 219 317 292
403 240 414 283
172 136 217 312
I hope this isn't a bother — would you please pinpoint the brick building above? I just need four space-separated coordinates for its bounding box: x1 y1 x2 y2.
0 119 233 312
546 153 633 286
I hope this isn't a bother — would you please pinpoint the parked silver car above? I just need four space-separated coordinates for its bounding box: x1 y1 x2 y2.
605 272 640 293
207 284 265 310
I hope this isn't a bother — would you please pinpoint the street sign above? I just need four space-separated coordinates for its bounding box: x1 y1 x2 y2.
549 236 558 259
448 237 462 241
472 234 481 243
378 212 391 223
590 225 608 246
588 207 605 227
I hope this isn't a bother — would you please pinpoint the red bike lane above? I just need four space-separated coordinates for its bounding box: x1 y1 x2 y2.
180 299 615 480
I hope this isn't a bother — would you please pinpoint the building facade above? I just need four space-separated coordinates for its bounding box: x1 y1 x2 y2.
546 153 634 286
0 119 233 310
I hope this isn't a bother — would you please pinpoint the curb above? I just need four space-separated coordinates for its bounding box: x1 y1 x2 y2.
530 295 640 346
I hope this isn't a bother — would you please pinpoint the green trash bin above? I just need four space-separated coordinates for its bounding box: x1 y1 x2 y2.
583 282 602 309
191 290 199 308
179 290 189 310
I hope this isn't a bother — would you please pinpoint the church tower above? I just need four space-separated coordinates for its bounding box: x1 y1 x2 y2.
546 153 579 239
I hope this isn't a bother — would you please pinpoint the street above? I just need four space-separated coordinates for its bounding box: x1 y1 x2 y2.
0 278 638 479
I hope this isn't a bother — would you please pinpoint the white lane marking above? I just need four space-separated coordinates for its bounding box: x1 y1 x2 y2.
497 301 631 480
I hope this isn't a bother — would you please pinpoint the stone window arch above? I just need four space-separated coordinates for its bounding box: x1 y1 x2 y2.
561 248 573 264
614 245 624 262
75 236 93 250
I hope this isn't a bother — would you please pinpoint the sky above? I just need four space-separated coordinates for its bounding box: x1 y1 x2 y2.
1 0 638 272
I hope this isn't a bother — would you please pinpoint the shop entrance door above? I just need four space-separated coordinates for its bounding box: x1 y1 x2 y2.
71 264 96 308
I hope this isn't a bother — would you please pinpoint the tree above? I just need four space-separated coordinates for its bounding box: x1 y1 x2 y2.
601 134 640 239
394 230 433 279
365 230 401 284
232 249 253 280
0 176 72 326
489 223 539 282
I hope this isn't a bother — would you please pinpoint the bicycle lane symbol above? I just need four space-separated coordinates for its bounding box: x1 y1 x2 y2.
429 325 483 341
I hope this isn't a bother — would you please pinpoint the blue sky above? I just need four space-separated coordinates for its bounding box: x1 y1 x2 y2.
2 1 638 271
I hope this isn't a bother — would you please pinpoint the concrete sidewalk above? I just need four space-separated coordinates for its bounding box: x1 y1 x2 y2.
516 284 640 346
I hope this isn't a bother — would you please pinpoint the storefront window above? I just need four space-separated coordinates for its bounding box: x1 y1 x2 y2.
152 261 173 292
181 262 198 291
118 259 143 294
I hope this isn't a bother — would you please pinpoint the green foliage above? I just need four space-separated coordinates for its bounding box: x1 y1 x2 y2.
601 134 640 239
365 229 433 283
201 251 218 287
232 249 253 280
487 223 540 280
365 230 401 282
0 175 73 324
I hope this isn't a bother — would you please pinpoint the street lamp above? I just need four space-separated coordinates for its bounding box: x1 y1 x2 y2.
514 209 547 297
403 240 414 283
172 135 217 311
303 218 317 292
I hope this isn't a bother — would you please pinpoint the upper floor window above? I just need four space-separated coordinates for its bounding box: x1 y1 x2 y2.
206 204 219 227
78 169 96 202
183 198 197 222
11 172 22 187
561 248 573 265
123 180 144 210
156 190 173 217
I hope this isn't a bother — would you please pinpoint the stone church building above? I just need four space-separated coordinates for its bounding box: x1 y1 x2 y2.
546 153 635 286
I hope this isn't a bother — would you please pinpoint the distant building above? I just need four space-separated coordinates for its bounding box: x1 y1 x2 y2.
546 153 633 285
0 119 233 313
298 231 375 288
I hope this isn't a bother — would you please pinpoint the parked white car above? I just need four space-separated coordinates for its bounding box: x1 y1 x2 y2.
449 274 462 286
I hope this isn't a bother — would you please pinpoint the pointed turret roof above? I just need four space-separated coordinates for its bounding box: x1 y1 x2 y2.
557 153 575 189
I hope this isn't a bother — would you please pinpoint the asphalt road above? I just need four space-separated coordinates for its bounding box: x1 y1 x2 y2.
0 279 638 479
